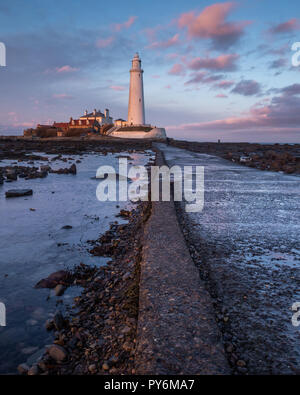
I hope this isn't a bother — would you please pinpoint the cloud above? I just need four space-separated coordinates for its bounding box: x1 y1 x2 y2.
215 93 228 98
214 80 235 89
113 16 137 32
109 85 126 91
231 80 261 96
44 65 79 74
55 65 78 73
148 33 180 49
269 18 300 35
269 58 287 69
96 36 114 48
178 2 250 49
166 84 300 134
185 71 223 85
168 63 185 76
188 54 239 71
280 83 300 96
52 93 74 99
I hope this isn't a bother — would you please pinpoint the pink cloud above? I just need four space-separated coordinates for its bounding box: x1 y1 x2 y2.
214 80 235 89
96 36 114 48
269 18 300 34
168 63 185 76
215 93 228 98
55 65 78 73
113 16 137 32
44 65 79 74
165 85 172 89
109 85 126 91
178 2 250 49
166 84 300 134
188 54 239 71
148 33 180 49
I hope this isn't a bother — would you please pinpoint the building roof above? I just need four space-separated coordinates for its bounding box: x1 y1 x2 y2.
53 122 69 128
81 110 105 118
115 118 126 122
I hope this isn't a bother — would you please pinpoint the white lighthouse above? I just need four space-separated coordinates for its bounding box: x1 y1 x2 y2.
128 53 145 125
108 53 166 139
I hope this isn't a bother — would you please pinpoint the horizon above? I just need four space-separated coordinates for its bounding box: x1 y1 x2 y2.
0 0 300 143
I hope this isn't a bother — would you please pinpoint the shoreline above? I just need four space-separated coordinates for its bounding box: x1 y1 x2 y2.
18 201 151 375
1 138 299 375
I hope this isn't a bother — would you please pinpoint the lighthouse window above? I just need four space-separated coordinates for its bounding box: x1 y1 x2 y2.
139 99 141 102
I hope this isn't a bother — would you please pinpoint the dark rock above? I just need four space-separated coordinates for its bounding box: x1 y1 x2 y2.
35 270 69 289
5 189 33 198
69 164 77 174
53 312 65 330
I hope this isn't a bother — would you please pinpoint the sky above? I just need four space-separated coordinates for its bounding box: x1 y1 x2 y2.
0 0 300 142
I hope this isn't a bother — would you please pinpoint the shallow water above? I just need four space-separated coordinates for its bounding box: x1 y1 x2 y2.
0 150 153 374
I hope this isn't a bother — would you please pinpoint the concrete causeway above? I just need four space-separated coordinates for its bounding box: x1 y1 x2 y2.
135 150 229 375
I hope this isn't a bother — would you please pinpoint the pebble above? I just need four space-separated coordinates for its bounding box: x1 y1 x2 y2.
237 360 246 367
48 344 67 362
28 365 39 376
54 284 66 296
17 363 29 375
88 364 97 373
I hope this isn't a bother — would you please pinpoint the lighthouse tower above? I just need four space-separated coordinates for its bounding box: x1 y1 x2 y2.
128 53 145 125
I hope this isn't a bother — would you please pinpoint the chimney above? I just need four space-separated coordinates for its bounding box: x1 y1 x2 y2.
85 110 88 116
105 109 109 118
93 109 97 116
